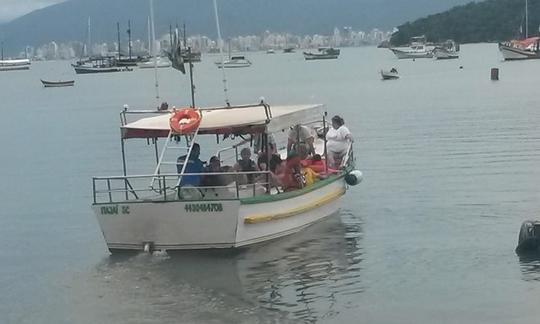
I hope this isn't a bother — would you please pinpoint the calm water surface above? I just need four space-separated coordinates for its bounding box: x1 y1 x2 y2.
2 44 540 323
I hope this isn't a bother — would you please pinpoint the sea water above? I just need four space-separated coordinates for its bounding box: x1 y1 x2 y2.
1 44 540 323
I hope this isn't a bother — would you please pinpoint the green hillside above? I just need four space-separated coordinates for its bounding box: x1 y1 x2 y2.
391 0 540 45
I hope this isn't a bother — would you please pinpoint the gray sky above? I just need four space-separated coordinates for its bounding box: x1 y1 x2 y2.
0 0 65 23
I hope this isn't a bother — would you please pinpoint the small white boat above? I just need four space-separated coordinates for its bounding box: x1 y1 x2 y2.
0 58 31 71
389 35 434 59
138 57 171 69
41 79 75 87
303 48 340 60
91 103 362 253
266 49 275 54
381 68 399 80
215 56 252 68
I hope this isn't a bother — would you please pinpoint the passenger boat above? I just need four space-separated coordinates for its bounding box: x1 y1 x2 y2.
72 56 132 74
389 35 434 59
215 55 252 68
303 47 340 60
381 68 399 80
40 79 75 87
91 103 362 253
0 58 31 71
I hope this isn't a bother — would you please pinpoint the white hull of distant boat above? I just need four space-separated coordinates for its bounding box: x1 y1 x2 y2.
215 57 252 68
390 48 433 59
433 48 459 60
380 70 399 80
41 79 75 87
138 57 171 68
0 59 31 71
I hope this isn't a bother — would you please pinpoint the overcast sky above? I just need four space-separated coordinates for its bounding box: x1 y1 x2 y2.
0 0 65 23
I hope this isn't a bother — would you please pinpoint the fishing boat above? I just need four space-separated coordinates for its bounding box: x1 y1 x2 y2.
381 68 399 80
389 35 434 59
499 0 540 60
72 56 132 74
215 55 252 68
433 40 460 60
0 59 31 71
499 37 540 60
91 103 362 253
303 47 340 60
40 79 75 87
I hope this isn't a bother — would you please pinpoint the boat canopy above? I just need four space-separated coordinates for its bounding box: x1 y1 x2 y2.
121 103 325 139
510 37 540 49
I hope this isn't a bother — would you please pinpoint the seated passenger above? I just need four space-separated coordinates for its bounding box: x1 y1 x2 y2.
234 147 257 183
202 156 226 187
281 152 305 191
176 143 204 187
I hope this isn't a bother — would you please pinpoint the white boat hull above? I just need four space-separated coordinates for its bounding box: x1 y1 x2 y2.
93 177 346 251
498 43 540 60
216 62 252 68
381 70 399 80
390 48 433 59
433 48 459 60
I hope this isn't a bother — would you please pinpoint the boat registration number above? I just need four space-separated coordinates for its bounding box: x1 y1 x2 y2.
100 205 130 215
184 203 223 212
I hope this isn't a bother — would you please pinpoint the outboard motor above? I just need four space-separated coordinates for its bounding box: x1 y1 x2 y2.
345 170 363 186
516 220 540 254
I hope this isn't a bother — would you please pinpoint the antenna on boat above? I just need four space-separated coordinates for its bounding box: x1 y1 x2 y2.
149 0 160 101
213 0 231 106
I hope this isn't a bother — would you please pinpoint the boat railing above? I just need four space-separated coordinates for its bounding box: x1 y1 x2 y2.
92 170 272 204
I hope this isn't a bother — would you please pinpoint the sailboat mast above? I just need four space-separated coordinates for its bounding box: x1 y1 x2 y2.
1 41 3 61
128 20 132 60
525 0 529 38
149 0 160 100
87 16 91 56
213 0 230 106
117 22 121 60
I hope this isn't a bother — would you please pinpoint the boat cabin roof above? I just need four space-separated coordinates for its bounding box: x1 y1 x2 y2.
121 103 324 139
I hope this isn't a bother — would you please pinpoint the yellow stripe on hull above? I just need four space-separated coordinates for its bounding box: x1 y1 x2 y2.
244 189 345 224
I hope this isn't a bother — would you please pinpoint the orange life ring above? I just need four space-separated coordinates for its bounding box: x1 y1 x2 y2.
169 108 201 134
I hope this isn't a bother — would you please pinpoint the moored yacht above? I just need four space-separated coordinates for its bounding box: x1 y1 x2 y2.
215 55 252 68
0 58 31 71
389 35 434 59
303 47 340 60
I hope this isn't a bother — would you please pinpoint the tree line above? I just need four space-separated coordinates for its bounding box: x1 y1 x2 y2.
391 0 540 45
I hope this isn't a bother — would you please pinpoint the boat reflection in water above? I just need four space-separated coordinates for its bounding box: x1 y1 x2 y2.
518 251 540 282
72 211 364 323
